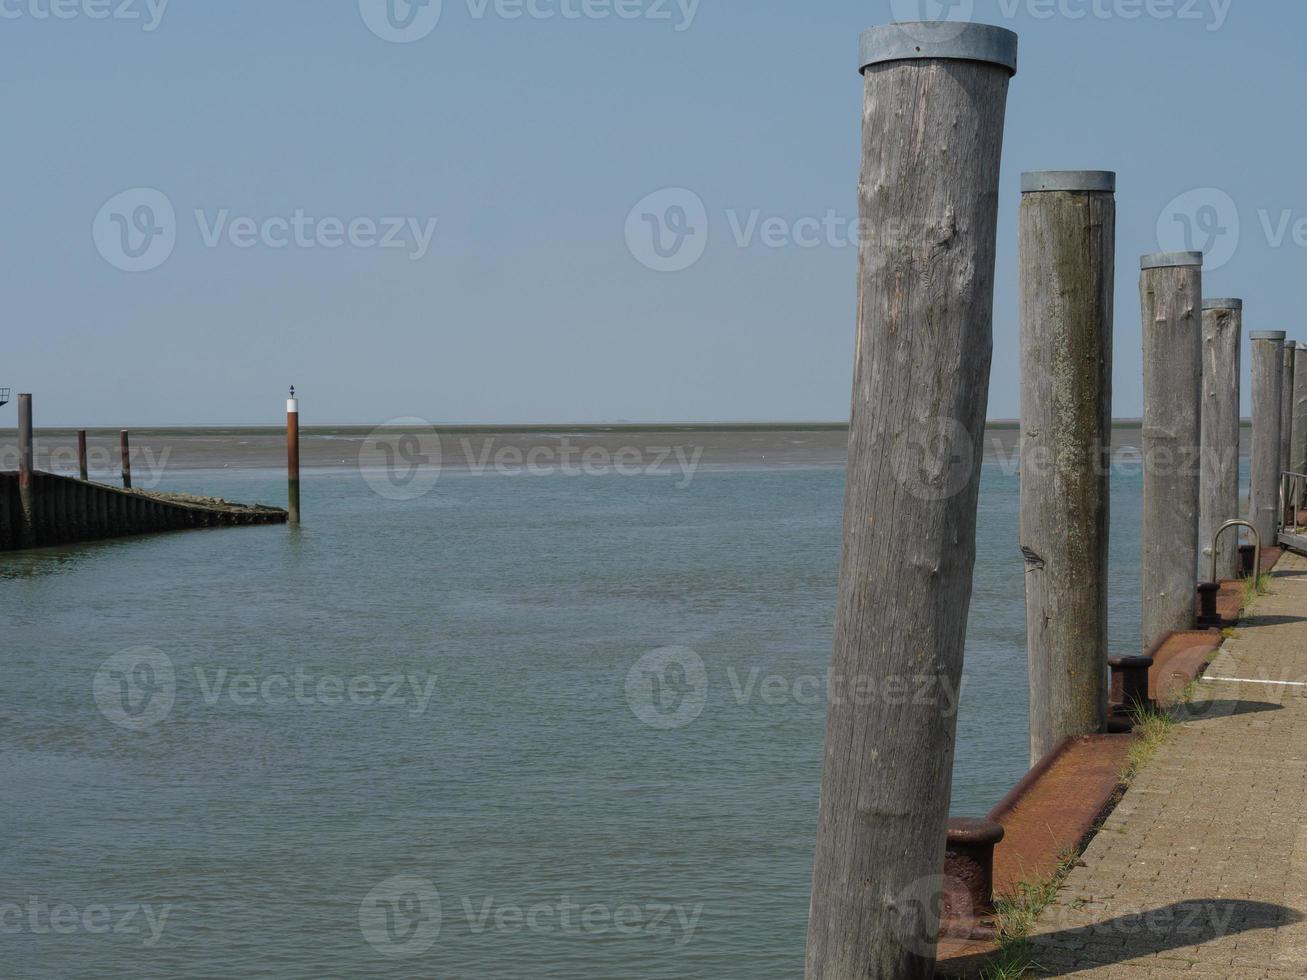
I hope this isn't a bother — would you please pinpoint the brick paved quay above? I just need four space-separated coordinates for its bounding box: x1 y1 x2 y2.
1027 553 1307 978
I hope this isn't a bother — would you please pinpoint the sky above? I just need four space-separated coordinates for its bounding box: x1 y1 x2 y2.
1 0 1298 425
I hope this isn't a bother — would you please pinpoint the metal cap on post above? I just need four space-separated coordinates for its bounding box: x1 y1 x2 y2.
858 21 1019 76
1203 298 1244 311
1140 251 1204 270
1020 171 1116 193
807 23 1018 980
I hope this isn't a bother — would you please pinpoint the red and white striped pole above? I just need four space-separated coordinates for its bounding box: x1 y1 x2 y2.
287 387 300 526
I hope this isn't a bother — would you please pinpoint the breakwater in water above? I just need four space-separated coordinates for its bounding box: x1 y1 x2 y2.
0 471 286 551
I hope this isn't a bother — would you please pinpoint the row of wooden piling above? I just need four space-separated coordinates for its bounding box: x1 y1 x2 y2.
3 394 290 549
805 21 1298 979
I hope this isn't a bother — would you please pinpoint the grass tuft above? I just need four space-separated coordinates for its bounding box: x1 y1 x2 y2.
979 941 1036 980
1242 571 1272 608
981 850 1080 979
1121 700 1179 782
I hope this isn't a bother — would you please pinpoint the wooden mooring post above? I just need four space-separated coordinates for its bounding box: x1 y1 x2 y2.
804 22 1017 980
1250 332 1286 548
1281 341 1296 480
1018 170 1114 764
1139 252 1203 653
120 429 132 489
17 393 36 548
1292 342 1307 516
77 429 89 482
1199 299 1243 582
287 388 300 526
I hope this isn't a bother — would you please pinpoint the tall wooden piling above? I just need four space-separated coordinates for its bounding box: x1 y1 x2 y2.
120 430 132 489
1250 331 1286 552
287 389 301 526
1199 299 1243 582
1289 342 1307 516
1018 170 1114 763
17 394 35 548
77 429 89 482
1139 252 1203 653
1281 342 1297 480
805 23 1017 980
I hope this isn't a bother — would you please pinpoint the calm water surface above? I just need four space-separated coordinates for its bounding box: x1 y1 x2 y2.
3 456 1159 978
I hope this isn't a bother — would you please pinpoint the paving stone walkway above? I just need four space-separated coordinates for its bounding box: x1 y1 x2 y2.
1027 553 1307 978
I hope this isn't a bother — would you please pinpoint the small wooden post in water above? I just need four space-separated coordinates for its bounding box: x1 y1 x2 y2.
1293 342 1307 516
1139 252 1203 653
1249 331 1285 556
1018 170 1114 764
287 387 301 526
805 22 1017 980
77 429 89 482
120 430 132 489
17 393 35 548
1199 299 1243 582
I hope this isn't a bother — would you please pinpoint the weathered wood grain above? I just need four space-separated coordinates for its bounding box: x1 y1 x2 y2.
1293 343 1307 510
1199 302 1242 581
1018 181 1114 764
1280 343 1296 478
804 50 1012 980
1139 257 1202 653
1251 332 1286 543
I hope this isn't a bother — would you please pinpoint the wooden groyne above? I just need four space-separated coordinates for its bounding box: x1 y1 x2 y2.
1 391 291 551
0 471 286 551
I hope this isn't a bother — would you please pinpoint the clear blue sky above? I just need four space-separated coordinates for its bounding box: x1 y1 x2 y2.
2 0 1297 425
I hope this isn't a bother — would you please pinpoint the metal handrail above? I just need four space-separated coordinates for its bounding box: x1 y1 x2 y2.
1209 519 1261 585
1280 471 1307 533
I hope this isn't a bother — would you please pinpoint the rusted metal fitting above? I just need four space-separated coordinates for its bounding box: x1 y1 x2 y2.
1109 654 1154 720
1196 582 1223 629
1239 544 1257 578
943 818 1005 940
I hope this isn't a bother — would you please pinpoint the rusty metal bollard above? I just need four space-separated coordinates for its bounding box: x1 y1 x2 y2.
1196 582 1223 629
1109 655 1154 723
943 818 1006 940
1239 544 1259 578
